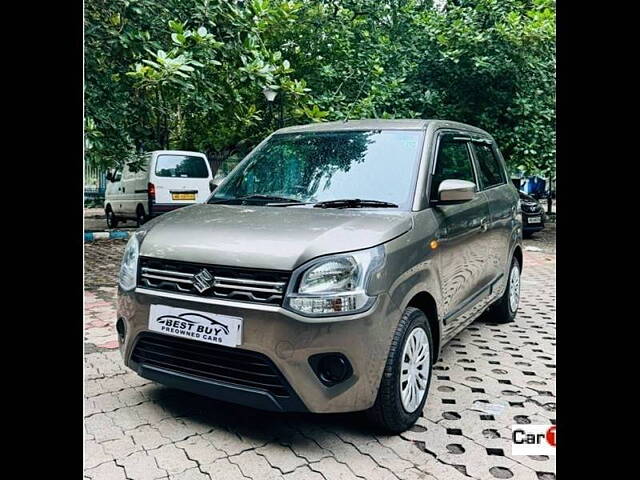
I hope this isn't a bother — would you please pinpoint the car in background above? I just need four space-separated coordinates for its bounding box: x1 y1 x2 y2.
519 190 545 238
211 170 227 190
104 150 214 228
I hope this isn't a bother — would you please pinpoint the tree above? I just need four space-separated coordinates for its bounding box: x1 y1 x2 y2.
85 0 555 177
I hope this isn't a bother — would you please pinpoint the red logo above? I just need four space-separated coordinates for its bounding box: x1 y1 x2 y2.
545 426 556 447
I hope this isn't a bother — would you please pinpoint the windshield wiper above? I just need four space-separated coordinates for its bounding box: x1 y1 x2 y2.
240 194 303 203
209 194 303 205
313 198 399 209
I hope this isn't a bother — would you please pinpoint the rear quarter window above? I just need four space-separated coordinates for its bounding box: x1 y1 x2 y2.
155 155 209 178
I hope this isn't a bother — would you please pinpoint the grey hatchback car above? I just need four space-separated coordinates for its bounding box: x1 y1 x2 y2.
116 119 523 433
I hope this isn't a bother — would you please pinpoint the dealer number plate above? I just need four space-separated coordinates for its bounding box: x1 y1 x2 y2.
148 304 242 347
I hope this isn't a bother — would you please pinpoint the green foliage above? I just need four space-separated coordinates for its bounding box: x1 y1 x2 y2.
85 0 555 177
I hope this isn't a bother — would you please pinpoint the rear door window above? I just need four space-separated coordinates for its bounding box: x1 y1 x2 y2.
155 155 209 178
472 142 506 189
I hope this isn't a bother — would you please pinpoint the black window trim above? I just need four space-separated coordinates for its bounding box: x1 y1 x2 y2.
427 129 480 205
469 138 508 191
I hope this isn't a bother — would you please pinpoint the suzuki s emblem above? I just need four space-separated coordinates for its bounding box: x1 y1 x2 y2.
193 269 214 293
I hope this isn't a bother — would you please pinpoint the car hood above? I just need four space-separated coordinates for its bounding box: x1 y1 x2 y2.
518 191 538 203
140 203 413 271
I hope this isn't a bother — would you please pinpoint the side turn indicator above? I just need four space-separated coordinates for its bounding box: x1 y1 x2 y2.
430 240 439 250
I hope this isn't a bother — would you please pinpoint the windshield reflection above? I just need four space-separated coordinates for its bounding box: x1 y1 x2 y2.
209 130 424 210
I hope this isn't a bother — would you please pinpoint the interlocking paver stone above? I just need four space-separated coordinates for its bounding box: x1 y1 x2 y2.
85 239 556 480
201 457 247 480
170 468 211 480
118 450 168 480
85 460 127 480
256 443 309 474
151 444 199 476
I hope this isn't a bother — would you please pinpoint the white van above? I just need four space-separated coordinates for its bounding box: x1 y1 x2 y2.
104 150 213 228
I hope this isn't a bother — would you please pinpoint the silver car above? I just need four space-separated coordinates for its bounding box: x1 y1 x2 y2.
116 119 523 433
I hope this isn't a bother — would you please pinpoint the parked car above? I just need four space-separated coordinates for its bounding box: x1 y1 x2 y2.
104 150 214 228
116 120 523 433
519 190 545 238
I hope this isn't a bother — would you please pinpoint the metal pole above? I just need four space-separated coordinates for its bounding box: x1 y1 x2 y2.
279 93 284 128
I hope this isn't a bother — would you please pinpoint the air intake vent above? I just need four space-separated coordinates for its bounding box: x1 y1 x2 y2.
131 333 292 398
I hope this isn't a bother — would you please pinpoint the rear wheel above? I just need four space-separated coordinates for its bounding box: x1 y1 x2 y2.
367 307 433 433
484 256 521 324
106 207 119 229
136 205 147 227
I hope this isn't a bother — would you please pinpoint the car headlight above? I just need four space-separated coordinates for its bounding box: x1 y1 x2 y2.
118 232 143 291
285 245 385 316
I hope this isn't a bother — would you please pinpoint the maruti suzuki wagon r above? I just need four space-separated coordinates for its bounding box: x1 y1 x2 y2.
116 119 523 433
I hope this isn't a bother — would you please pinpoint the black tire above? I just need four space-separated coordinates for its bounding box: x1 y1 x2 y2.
366 307 434 433
484 256 521 324
136 205 147 227
106 207 119 229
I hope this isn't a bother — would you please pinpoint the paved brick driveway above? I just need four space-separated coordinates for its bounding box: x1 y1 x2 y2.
85 240 556 480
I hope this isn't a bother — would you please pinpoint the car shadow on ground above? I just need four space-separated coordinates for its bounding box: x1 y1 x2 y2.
143 382 394 443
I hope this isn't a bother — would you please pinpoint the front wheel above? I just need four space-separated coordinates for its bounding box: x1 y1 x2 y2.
106 208 119 229
366 307 433 433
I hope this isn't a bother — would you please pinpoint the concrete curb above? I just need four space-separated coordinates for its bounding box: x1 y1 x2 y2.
84 231 130 242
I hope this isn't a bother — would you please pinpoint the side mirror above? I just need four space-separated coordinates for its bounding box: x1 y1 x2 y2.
438 179 476 203
105 171 113 182
209 180 218 193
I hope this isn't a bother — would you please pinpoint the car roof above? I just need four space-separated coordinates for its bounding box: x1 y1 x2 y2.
148 150 207 157
274 119 491 136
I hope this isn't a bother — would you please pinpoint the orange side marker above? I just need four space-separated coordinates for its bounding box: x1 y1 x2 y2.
430 240 439 250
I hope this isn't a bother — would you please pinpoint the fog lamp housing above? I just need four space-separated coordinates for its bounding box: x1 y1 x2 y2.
308 353 353 386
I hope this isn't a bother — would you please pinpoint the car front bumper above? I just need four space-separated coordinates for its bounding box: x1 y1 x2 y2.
117 287 402 413
522 212 545 232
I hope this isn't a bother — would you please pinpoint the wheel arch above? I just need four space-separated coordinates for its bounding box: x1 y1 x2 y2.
406 291 440 363
513 244 523 272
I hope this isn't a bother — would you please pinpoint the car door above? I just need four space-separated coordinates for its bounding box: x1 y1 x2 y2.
121 164 137 216
470 139 518 284
151 152 212 205
106 169 124 214
429 132 493 338
129 154 151 215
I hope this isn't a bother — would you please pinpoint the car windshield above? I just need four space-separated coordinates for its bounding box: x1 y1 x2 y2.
209 130 423 209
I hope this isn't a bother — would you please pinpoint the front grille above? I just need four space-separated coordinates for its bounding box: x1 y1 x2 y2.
138 257 290 306
522 203 541 213
131 332 291 397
